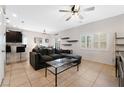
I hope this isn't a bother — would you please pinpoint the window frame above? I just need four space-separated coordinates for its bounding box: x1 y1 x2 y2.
80 32 108 51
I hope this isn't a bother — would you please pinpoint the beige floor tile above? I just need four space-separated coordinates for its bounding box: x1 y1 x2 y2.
80 72 98 82
98 73 117 81
5 64 12 72
10 73 29 87
93 83 118 87
15 82 31 87
93 76 118 87
10 83 29 87
2 77 10 85
25 67 37 74
27 72 43 81
1 84 10 87
11 73 27 80
11 69 25 75
2 72 11 86
31 77 50 87
4 71 11 79
66 78 93 87
10 79 29 87
2 60 118 87
11 65 24 71
101 69 115 78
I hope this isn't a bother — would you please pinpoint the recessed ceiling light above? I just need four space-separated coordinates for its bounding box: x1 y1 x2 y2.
12 13 17 17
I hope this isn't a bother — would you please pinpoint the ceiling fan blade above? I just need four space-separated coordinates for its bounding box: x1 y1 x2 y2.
84 7 95 12
59 10 71 12
65 16 72 21
1 5 6 15
78 15 84 20
74 5 80 12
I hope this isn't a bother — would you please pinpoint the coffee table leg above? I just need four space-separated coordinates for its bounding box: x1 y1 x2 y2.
55 68 57 87
77 64 79 71
115 58 118 77
45 65 47 77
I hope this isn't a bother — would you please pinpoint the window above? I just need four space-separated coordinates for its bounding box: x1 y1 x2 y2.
81 35 86 48
99 33 107 48
87 35 92 48
81 33 107 49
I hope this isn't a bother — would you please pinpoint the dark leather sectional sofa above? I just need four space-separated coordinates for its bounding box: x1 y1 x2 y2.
30 46 82 70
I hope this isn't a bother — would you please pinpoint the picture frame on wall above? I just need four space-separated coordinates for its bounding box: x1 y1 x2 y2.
45 39 49 43
39 38 42 44
34 37 42 44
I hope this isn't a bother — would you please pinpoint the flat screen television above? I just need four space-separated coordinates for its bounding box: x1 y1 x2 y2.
6 31 22 43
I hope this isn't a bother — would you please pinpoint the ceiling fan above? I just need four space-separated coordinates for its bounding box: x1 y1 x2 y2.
42 29 48 35
59 5 95 21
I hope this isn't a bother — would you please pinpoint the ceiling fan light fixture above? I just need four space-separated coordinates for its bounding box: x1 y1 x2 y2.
74 5 80 11
42 29 47 34
59 5 95 21
74 12 78 16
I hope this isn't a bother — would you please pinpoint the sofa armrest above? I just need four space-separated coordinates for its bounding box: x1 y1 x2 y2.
30 52 41 70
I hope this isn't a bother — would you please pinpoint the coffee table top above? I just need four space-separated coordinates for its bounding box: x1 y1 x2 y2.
46 58 77 68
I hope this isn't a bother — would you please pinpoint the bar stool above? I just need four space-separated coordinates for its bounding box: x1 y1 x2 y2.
16 45 26 62
6 45 11 64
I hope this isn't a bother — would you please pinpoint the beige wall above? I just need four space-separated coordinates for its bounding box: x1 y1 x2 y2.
57 14 124 65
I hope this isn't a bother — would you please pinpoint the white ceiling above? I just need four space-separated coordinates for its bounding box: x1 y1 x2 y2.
5 5 124 34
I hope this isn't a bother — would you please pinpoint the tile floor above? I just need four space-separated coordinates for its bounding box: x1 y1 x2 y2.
1 60 118 87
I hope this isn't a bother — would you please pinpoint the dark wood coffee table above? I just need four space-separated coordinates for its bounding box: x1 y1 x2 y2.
45 58 79 87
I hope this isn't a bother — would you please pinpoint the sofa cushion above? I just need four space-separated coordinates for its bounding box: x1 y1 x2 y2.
60 49 72 54
64 54 81 58
41 55 53 61
32 46 40 53
54 49 61 54
48 49 54 54
49 54 63 59
40 49 49 55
